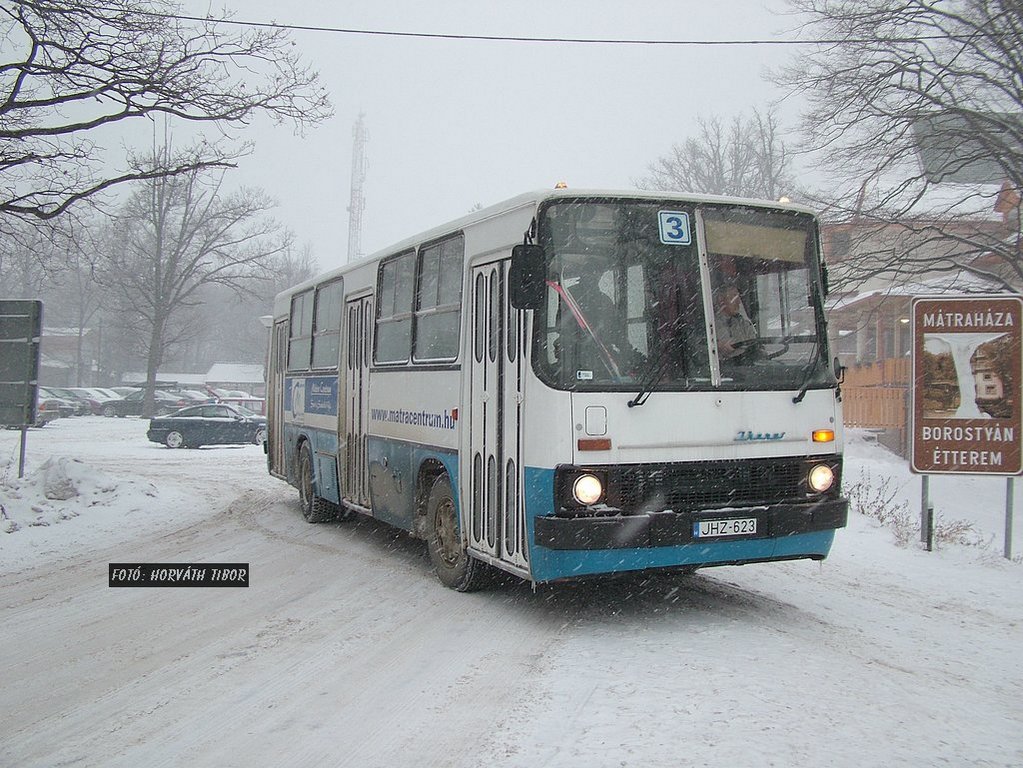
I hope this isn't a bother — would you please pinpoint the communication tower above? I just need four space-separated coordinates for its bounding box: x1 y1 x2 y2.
347 114 368 263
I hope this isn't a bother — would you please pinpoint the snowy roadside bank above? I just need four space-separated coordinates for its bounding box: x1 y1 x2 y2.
0 417 277 571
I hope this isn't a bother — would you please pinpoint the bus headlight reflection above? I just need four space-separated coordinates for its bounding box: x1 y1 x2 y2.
808 464 835 493
572 473 604 505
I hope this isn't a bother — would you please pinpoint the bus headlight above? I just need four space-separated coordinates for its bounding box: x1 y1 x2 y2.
808 464 835 494
572 473 604 505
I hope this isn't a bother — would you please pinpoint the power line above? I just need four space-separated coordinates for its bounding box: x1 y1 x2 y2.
96 7 990 47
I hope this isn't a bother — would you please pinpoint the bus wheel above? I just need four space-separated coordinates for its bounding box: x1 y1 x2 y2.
424 474 492 592
298 442 335 523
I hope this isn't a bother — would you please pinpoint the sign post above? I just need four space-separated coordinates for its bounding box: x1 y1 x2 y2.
911 295 1023 558
0 300 43 478
1006 477 1015 560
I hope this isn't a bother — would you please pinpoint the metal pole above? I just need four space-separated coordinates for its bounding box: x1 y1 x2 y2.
926 505 934 552
920 474 929 544
18 426 27 479
1006 476 1015 561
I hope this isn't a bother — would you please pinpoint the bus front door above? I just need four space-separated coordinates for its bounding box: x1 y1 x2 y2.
468 260 529 572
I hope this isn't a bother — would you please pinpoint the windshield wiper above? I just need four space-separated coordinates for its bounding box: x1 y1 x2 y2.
792 339 823 404
628 335 687 408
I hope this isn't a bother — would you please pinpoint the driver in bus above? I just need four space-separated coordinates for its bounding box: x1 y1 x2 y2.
714 284 757 360
560 268 647 378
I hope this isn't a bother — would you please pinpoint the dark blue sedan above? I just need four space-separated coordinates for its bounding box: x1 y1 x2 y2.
147 403 267 448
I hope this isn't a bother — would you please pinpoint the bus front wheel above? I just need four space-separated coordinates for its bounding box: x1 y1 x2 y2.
424 474 492 592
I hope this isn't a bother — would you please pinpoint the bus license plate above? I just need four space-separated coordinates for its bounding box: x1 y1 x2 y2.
693 518 757 538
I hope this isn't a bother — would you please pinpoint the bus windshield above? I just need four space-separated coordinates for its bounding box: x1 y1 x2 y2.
533 198 834 393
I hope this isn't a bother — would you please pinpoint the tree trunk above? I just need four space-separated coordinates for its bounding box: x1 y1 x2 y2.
143 319 164 418
75 325 85 386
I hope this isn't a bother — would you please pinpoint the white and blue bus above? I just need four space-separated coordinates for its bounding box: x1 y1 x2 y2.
266 189 848 590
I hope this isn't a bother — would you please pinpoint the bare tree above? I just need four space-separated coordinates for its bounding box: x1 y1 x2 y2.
48 226 110 385
178 243 316 369
636 109 793 199
777 0 1022 292
0 0 330 237
103 140 291 415
0 220 56 297
0 213 109 383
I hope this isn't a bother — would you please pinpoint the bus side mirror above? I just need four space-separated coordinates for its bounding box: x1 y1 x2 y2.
509 244 546 310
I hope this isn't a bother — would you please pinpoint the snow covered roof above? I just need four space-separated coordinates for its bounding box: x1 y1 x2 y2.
42 327 94 337
122 371 207 386
828 271 1009 312
907 182 1005 221
205 363 264 384
121 364 263 387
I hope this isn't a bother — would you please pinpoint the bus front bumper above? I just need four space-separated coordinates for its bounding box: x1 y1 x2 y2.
533 498 847 551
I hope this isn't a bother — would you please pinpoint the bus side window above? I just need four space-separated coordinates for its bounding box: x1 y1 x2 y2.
414 234 463 362
287 289 314 371
374 251 415 364
311 279 344 369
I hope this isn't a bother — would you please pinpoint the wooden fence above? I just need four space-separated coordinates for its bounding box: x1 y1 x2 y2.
842 358 911 388
841 359 911 456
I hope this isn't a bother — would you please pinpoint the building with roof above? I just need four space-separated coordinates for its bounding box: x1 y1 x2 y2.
819 113 1021 454
204 363 265 397
38 327 99 387
120 363 264 396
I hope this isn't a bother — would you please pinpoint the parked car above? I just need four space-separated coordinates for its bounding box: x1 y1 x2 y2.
76 387 122 402
33 395 66 426
65 387 120 415
86 387 124 400
147 403 267 448
104 388 195 417
207 387 266 414
42 386 92 415
81 388 127 417
171 388 217 404
37 387 78 418
209 388 252 399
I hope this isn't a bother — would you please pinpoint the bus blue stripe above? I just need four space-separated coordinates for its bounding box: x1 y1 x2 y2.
523 466 836 583
366 435 458 531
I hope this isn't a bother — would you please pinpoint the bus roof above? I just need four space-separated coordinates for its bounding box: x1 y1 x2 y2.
358 188 818 264
275 188 818 306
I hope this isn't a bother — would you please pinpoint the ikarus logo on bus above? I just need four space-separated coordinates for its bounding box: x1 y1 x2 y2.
734 430 786 442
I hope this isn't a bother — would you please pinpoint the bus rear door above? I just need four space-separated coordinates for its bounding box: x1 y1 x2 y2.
344 295 372 508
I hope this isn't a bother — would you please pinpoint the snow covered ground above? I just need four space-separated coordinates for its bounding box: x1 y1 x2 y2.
1 417 1020 768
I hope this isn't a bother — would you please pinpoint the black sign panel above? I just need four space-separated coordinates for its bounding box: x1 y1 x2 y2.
0 300 43 427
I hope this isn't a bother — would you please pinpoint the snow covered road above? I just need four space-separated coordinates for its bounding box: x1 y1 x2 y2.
1 418 1021 767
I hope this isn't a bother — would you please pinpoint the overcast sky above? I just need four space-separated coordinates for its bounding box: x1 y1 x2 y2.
185 0 804 273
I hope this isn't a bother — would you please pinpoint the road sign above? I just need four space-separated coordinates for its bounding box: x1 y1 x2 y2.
0 300 43 428
911 295 1023 475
